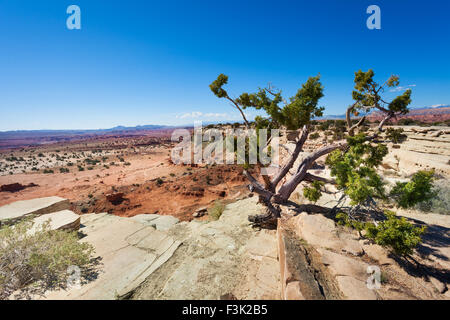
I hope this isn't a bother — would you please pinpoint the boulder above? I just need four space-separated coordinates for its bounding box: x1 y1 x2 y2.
0 196 70 224
28 210 80 234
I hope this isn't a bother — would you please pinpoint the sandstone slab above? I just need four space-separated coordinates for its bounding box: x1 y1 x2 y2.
28 210 80 234
41 213 181 300
336 276 377 300
0 196 70 223
292 213 364 256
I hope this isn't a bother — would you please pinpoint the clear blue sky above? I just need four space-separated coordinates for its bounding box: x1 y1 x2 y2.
0 0 449 130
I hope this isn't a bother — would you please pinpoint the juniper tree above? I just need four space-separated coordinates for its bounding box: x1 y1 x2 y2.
210 69 414 223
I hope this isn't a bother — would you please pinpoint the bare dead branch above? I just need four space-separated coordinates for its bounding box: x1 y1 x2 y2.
225 95 250 128
304 173 336 185
243 170 274 201
270 125 309 192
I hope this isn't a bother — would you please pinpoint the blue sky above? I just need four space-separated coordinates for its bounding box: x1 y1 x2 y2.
0 0 449 130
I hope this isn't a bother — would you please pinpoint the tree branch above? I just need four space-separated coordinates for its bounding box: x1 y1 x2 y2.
225 94 250 128
304 173 336 184
274 140 347 203
377 112 394 132
270 125 309 192
243 170 274 201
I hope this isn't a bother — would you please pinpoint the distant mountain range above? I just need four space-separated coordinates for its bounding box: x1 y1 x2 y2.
316 104 450 120
1 105 448 135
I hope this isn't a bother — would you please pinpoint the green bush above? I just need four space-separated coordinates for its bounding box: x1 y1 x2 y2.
0 219 95 299
303 181 324 203
326 134 387 205
337 211 426 256
208 201 225 221
390 170 436 208
309 132 320 140
385 127 407 143
365 211 427 256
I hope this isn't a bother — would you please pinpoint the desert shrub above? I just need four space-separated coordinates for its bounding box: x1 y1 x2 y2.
415 179 450 215
43 169 54 174
365 211 427 256
309 132 320 140
303 181 324 203
156 178 164 186
385 127 407 143
0 219 95 299
208 201 225 221
337 211 426 256
59 168 69 173
389 170 436 209
326 134 387 205
336 212 365 231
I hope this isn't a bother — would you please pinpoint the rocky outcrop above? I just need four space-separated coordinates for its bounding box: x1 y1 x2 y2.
42 212 182 300
132 197 281 300
382 126 450 177
28 210 80 234
0 196 70 224
277 212 448 300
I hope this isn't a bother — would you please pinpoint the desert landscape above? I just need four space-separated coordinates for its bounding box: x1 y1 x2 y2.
1 117 449 300
1 1 449 306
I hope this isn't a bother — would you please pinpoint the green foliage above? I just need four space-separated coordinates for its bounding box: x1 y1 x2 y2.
208 200 225 221
0 219 95 299
210 74 324 130
337 211 426 256
351 70 411 115
209 74 229 98
303 181 324 203
336 212 365 231
156 178 164 186
309 132 320 140
365 211 427 256
326 134 387 205
389 170 436 209
385 127 407 143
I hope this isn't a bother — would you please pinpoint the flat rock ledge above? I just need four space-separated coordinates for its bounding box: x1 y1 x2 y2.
0 196 70 224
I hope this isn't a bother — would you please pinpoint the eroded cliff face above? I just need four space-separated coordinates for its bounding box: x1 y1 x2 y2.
381 126 450 178
277 211 449 300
